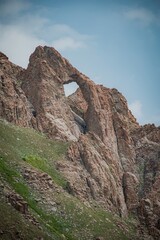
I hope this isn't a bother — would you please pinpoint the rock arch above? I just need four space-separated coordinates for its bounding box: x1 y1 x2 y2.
64 73 110 146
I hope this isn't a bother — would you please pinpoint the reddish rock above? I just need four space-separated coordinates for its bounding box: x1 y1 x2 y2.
0 46 160 239
7 192 28 214
20 46 81 141
132 123 160 239
67 88 88 118
123 172 139 212
58 132 128 217
0 52 8 60
0 52 32 127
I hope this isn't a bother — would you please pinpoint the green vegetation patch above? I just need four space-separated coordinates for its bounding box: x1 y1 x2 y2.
0 200 50 240
22 154 67 187
51 194 136 240
0 119 68 188
0 120 137 240
0 156 70 240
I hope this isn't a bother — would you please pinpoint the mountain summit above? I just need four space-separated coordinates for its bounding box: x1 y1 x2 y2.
0 46 160 239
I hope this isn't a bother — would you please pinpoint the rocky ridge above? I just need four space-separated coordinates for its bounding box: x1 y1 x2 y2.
0 52 32 127
0 46 160 239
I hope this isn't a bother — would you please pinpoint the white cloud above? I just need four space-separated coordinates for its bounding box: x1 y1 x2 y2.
129 101 160 126
147 114 160 127
0 1 90 67
124 8 155 25
0 24 46 68
52 37 86 51
0 0 30 16
129 100 142 119
49 24 89 50
49 24 88 40
0 14 89 68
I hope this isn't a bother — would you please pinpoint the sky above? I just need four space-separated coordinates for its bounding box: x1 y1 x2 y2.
0 0 160 126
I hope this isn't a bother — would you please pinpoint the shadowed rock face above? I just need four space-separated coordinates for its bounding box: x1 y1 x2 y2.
0 52 32 127
1 46 160 239
132 124 160 238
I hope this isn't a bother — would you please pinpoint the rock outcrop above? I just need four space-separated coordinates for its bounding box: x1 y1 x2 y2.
20 46 83 141
67 88 88 118
58 132 128 216
132 124 160 238
0 46 160 239
0 52 32 126
7 192 28 214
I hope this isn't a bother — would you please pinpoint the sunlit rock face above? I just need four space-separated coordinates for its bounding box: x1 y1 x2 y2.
1 46 160 239
20 46 82 141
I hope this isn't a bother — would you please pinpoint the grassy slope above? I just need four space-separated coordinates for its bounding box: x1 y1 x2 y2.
0 119 136 240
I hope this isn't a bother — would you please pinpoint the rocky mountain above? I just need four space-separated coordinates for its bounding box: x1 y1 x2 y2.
0 46 160 239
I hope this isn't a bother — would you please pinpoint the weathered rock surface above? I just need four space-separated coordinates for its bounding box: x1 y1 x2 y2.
132 124 160 238
59 78 139 216
67 88 88 118
22 167 55 191
20 46 81 141
57 132 128 216
7 192 28 214
0 46 160 239
0 52 32 126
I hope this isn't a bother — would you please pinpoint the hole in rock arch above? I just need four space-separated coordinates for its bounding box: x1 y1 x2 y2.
64 82 78 97
63 81 87 134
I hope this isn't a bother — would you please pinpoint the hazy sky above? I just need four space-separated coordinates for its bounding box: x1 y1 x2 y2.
0 0 160 126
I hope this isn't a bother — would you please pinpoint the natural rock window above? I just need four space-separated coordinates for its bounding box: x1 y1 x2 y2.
63 82 78 97
64 82 87 134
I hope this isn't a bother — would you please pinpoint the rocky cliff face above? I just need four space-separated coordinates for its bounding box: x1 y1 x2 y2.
0 52 32 126
20 46 82 141
0 46 160 239
132 124 160 238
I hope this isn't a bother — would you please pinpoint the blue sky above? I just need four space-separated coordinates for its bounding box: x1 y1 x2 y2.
0 0 160 126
